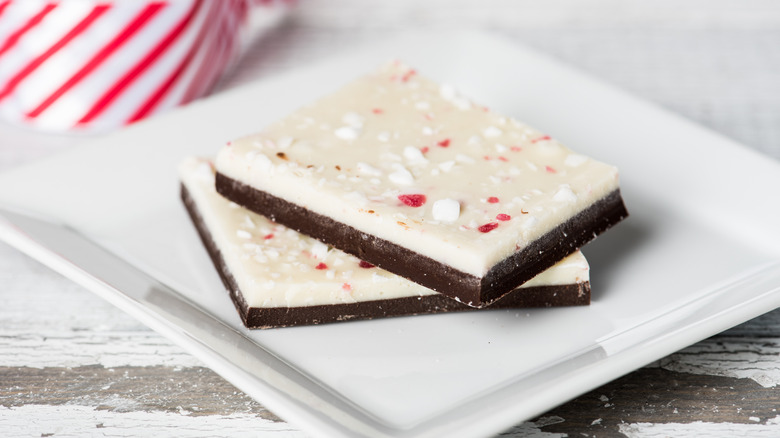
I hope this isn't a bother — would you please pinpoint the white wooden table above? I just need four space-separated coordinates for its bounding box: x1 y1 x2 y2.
2 1 780 436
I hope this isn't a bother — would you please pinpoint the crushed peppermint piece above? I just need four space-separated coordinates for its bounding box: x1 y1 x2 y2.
398 194 427 207
553 185 578 203
357 162 382 176
277 136 294 149
377 131 391 142
437 138 451 147
455 153 475 164
511 146 522 152
564 154 589 167
403 146 428 164
496 213 511 221
342 282 352 291
545 165 557 173
389 167 414 185
487 196 499 204
342 112 365 127
422 126 434 136
484 126 502 138
236 230 252 239
495 143 508 153
478 222 499 233
315 262 328 270
359 260 375 269
432 198 460 222
468 135 482 145
415 101 431 110
372 108 383 114
311 241 329 260
263 233 274 240
334 126 360 140
438 160 456 172
532 135 551 143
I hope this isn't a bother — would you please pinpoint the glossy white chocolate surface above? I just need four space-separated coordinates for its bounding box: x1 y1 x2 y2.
215 62 619 277
181 157 588 308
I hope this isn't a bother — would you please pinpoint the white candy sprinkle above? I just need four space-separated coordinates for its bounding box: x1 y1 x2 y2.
432 199 460 222
276 136 294 149
455 153 475 164
372 272 390 283
236 230 252 239
495 143 508 153
438 160 456 172
265 248 280 259
403 146 427 164
389 167 414 185
311 241 329 260
527 161 538 171
440 84 456 100
422 126 434 136
484 126 503 138
377 131 391 142
342 112 364 127
334 126 360 140
522 216 538 230
564 153 589 167
250 153 273 173
553 185 578 203
326 270 335 279
357 162 382 176
468 135 482 145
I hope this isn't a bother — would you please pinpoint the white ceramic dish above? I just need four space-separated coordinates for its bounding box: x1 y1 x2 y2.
1 32 779 438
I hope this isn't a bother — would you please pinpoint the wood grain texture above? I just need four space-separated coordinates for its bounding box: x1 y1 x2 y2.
1 0 779 436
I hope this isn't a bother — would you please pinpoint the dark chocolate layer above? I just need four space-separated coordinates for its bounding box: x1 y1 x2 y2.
215 172 627 307
181 184 589 329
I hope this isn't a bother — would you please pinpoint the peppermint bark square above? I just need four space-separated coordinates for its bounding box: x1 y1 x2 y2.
215 62 627 307
181 157 591 329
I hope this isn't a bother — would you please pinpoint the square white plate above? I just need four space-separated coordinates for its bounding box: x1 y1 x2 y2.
1 31 780 438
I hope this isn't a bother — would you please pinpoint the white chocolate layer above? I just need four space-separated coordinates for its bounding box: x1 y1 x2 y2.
215 62 619 277
181 157 589 308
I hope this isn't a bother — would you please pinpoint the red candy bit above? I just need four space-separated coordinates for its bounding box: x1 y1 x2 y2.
437 138 450 147
372 108 383 114
498 156 509 162
496 213 511 221
401 69 417 82
487 196 499 204
263 233 274 240
545 165 557 173
398 194 427 207
510 146 522 152
315 262 328 270
358 260 375 269
421 146 430 154
478 222 499 233
531 135 551 143
342 283 352 291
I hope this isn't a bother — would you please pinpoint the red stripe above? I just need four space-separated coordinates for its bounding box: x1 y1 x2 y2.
126 0 217 123
0 1 12 19
0 3 57 58
0 5 109 101
26 3 166 119
178 1 232 104
77 0 203 125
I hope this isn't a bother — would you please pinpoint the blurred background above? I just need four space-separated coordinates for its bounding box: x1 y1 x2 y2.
1 0 778 170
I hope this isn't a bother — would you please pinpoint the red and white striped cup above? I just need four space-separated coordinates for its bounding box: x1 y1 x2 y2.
0 0 289 132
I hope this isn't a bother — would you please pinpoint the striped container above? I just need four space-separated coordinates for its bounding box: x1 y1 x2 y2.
0 0 289 132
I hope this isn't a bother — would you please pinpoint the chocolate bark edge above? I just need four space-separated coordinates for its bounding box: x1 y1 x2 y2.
181 184 589 329
215 172 626 306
